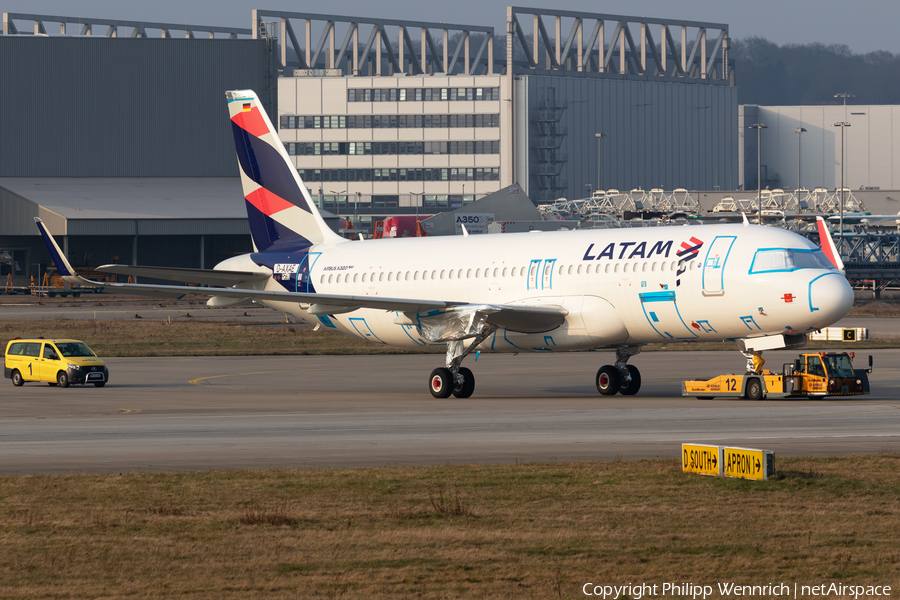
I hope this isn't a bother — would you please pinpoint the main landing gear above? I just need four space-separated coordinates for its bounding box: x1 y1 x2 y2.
428 334 490 399
596 346 643 396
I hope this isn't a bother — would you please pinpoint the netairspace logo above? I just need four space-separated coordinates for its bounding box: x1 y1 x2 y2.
582 582 893 599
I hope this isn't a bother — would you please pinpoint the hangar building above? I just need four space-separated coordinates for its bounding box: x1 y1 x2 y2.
1 8 737 284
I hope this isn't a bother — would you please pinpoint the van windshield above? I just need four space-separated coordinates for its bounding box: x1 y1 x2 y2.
55 342 95 357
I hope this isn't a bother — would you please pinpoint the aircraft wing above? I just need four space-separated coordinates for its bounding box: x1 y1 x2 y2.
827 213 900 225
35 217 567 331
95 265 271 286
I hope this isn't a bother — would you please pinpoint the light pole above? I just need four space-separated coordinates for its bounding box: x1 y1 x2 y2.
794 127 806 191
355 192 361 228
748 123 767 224
329 189 347 220
594 133 606 191
834 92 855 114
834 121 851 236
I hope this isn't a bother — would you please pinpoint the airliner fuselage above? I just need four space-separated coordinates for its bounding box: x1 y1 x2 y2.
233 223 851 354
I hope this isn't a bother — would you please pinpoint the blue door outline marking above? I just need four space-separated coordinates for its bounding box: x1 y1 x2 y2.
349 317 383 343
639 291 698 339
527 259 541 290
740 315 761 330
702 236 736 296
296 252 322 293
527 258 556 290
541 259 556 290
808 272 844 313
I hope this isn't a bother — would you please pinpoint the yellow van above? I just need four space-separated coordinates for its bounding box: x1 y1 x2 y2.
4 338 108 388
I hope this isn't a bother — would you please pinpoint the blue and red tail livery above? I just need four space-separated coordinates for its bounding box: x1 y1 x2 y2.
226 90 340 252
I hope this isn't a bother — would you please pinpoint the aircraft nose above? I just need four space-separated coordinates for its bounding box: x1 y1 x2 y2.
809 273 854 327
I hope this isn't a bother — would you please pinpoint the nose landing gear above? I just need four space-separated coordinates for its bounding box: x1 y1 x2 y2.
595 346 643 396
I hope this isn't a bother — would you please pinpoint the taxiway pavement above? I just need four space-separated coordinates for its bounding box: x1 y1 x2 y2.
2 350 898 475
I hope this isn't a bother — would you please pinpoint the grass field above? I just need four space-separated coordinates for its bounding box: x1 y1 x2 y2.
1 318 899 358
2 455 899 598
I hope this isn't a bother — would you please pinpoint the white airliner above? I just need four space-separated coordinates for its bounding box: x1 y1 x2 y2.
35 90 854 398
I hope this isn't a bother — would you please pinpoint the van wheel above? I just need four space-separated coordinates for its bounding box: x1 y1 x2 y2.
57 371 70 388
94 382 106 388
745 378 763 400
11 370 24 387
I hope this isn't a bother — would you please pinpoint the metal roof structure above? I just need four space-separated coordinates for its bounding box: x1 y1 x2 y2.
2 12 251 38
0 178 249 236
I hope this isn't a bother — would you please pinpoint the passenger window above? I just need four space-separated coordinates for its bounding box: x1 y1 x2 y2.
353 273 359 283
476 268 481 278
43 345 59 360
467 269 473 278
614 264 620 273
642 263 648 272
493 268 499 278
558 265 564 275
605 264 611 274
448 269 454 279
439 270 445 279
320 275 325 283
502 267 508 277
651 262 657 272
567 265 574 275
624 263 630 273
577 265 583 275
388 272 394 281
379 272 385 282
328 274 333 283
457 269 463 279
405 271 410 281
413 271 419 281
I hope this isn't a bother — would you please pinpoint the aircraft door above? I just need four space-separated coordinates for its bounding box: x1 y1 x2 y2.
639 292 698 340
527 259 556 291
702 236 736 296
528 259 541 290
296 252 322 292
541 259 556 290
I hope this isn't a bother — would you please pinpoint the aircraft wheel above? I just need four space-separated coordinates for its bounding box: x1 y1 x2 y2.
452 367 475 399
596 366 619 396
57 371 69 388
11 370 24 387
619 365 642 396
429 368 454 399
745 378 763 400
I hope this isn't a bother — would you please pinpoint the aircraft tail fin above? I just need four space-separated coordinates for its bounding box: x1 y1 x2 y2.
816 216 844 271
226 90 342 252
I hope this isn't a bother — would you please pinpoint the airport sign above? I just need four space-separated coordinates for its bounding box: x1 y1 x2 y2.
723 446 775 481
682 443 723 476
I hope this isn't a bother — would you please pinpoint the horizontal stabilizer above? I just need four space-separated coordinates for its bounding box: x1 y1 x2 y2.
95 265 270 287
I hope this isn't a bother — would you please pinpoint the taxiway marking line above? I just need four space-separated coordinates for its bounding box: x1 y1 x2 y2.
189 370 297 386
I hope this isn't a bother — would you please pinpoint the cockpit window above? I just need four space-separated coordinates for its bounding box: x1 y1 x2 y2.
749 248 834 274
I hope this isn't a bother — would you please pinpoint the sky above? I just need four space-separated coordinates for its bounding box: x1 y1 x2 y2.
3 0 899 55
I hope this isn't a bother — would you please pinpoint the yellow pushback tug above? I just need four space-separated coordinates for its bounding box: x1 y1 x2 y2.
683 352 873 400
